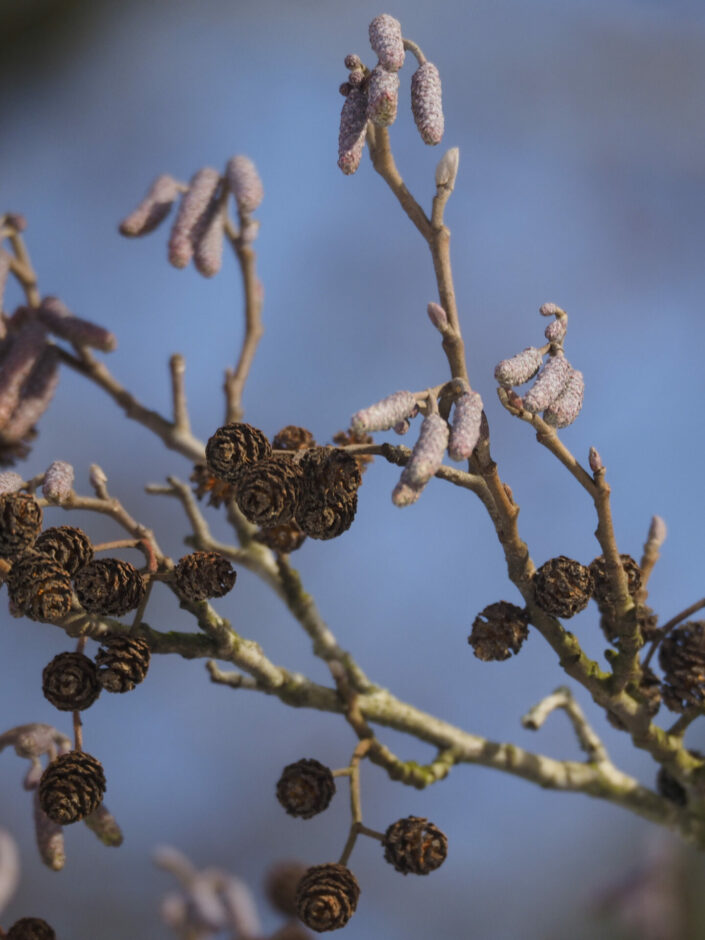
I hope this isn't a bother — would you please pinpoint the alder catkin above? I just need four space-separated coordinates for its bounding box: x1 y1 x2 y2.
542 368 584 428
41 460 74 505
0 471 24 494
37 297 117 352
0 322 47 428
193 200 225 278
494 347 543 388
0 346 61 442
32 790 66 871
0 249 10 311
118 174 182 237
168 168 221 269
366 65 399 126
399 413 448 488
225 155 264 214
351 390 417 433
522 353 572 413
448 391 483 461
368 14 404 71
410 62 444 145
338 87 369 176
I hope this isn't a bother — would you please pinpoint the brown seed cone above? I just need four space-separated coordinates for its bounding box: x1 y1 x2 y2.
34 525 94 576
236 456 303 527
190 463 237 508
296 863 360 932
382 816 448 875
296 493 358 541
589 554 642 608
606 665 661 730
255 520 307 554
532 555 594 618
7 550 74 622
299 447 361 498
332 430 374 474
42 651 100 711
173 551 237 602
468 601 529 661
38 750 106 824
205 422 271 483
659 621 705 712
95 635 151 693
276 759 336 819
273 425 316 451
0 492 42 557
6 918 56 940
73 558 146 616
266 860 310 917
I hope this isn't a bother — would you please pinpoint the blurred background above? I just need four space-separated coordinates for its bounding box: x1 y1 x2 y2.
2 0 705 936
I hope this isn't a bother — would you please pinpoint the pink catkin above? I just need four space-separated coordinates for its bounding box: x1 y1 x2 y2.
522 353 572 413
351 390 417 433
494 347 543 388
42 460 75 504
38 296 116 352
448 391 483 461
193 200 225 278
33 790 65 871
0 471 24 494
544 318 567 344
400 413 449 488
0 346 60 441
366 66 399 126
338 88 369 176
225 156 264 215
84 804 123 847
411 62 444 145
368 14 405 71
0 322 47 429
168 168 221 269
391 480 422 507
542 368 584 428
118 174 182 237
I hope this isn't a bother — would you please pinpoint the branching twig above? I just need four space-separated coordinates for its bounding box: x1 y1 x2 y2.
522 686 610 765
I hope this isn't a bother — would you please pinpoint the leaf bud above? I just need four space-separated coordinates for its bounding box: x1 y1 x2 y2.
435 146 459 189
588 446 603 473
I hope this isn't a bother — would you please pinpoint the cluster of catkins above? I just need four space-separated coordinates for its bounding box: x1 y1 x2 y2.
494 303 584 428
338 14 444 175
204 423 363 543
118 154 263 277
275 758 448 932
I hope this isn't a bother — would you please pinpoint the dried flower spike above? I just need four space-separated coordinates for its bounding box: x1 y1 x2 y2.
225 155 264 215
494 347 544 389
119 174 182 237
366 65 399 126
469 602 529 661
41 460 74 505
42 652 101 712
338 87 368 176
533 556 594 619
448 390 483 461
351 390 417 434
168 167 221 269
296 862 360 932
38 750 106 824
0 321 48 428
95 635 151 693
368 14 404 70
383 816 448 875
411 62 444 145
276 758 336 819
522 353 572 413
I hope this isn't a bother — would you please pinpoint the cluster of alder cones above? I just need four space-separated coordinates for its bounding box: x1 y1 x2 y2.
0 916 57 939
275 758 448 932
203 423 364 546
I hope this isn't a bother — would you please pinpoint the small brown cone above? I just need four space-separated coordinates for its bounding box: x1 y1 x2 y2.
190 463 237 508
295 448 360 541
205 422 271 483
659 621 705 712
7 551 74 622
276 759 336 819
38 751 106 824
254 520 307 554
468 602 529 661
95 635 151 693
73 558 146 616
0 492 42 557
42 651 100 711
6 919 56 940
296 863 360 932
272 425 316 451
173 551 237 602
236 456 303 527
34 525 93 576
589 553 642 608
382 816 448 875
532 555 593 618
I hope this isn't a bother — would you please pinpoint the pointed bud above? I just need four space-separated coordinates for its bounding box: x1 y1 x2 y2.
351 390 417 433
435 147 459 189
89 464 108 493
366 66 399 126
38 296 116 352
544 317 567 344
523 353 572 413
193 200 225 278
338 88 369 175
427 302 449 332
225 156 264 215
84 804 123 847
411 62 444 145
448 390 483 461
648 515 667 547
400 412 449 487
344 54 362 70
42 460 74 505
543 368 584 428
168 168 221 269
368 15 404 72
118 174 182 237
0 346 60 442
0 472 24 494
33 790 65 871
494 347 543 388
588 447 603 473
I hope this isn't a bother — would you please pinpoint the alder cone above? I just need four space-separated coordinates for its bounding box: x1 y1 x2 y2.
236 456 303 527
73 558 146 616
38 751 106 824
272 425 316 451
6 918 56 940
276 758 336 819
469 602 529 661
589 554 642 608
296 493 357 541
295 448 360 540
532 555 593 618
34 525 93 576
205 422 271 483
7 550 74 622
42 651 100 711
382 816 448 875
255 520 307 554
190 463 237 508
96 635 151 692
296 863 360 932
174 551 237 602
0 492 42 557
659 621 705 712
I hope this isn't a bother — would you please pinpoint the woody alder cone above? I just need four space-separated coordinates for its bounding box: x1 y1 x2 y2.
659 621 705 712
272 425 316 451
276 759 336 819
205 422 272 483
38 751 106 824
469 602 529 661
6 918 56 940
34 525 94 576
295 448 361 540
96 635 151 693
236 456 303 527
7 550 74 622
0 492 42 556
533 555 594 618
42 651 100 711
589 553 642 608
174 551 237 602
296 863 360 932
254 520 307 554
73 558 146 616
382 816 448 875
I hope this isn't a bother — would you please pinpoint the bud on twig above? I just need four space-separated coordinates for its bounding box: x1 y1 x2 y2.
494 347 543 388
588 446 603 473
542 368 584 428
42 461 74 505
368 14 405 71
435 146 459 190
118 174 182 237
523 353 571 413
37 297 117 352
648 515 667 547
448 390 483 460
427 301 449 332
351 390 418 433
366 66 399 126
225 156 264 215
539 302 565 317
411 62 444 145
338 87 369 176
168 168 221 269
33 790 65 871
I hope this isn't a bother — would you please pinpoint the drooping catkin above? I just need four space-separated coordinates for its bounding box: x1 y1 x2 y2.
0 322 47 429
37 297 117 352
118 174 182 237
338 87 369 176
42 461 74 504
33 790 65 871
366 66 399 126
522 353 571 413
542 368 584 428
193 198 225 278
494 347 543 388
0 346 60 442
225 156 264 215
368 14 404 71
0 471 23 494
397 412 448 494
168 168 221 269
448 390 483 460
351 390 417 433
411 62 444 145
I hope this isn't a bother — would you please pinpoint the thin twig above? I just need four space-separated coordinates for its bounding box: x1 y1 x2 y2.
169 353 190 434
522 686 610 764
